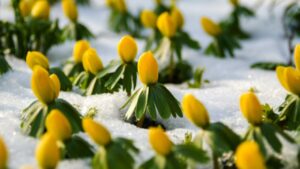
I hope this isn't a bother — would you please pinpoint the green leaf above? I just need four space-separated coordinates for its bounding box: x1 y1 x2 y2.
139 157 159 169
152 85 172 119
147 86 157 120
251 62 289 71
174 144 209 163
106 65 126 90
124 88 143 120
49 67 72 91
260 123 282 153
64 135 95 159
135 87 149 120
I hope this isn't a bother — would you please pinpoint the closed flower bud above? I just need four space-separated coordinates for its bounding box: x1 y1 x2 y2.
201 17 221 37
276 66 300 96
73 40 90 63
171 8 184 29
182 94 210 128
138 51 158 85
157 12 177 38
141 10 157 28
240 92 263 125
118 35 137 63
82 48 103 75
82 118 111 146
46 109 72 141
0 137 8 169
149 127 172 156
114 0 127 13
19 0 31 17
36 133 60 169
294 44 300 71
31 66 60 104
235 141 266 169
31 0 50 20
26 51 49 70
230 0 239 6
62 0 78 22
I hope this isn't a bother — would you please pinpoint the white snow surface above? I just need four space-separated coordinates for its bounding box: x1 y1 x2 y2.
0 0 299 168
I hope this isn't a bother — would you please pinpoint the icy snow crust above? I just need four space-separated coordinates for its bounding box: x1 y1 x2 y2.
0 0 299 168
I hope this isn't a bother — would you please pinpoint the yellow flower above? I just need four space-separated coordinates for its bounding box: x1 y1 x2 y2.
141 10 157 29
0 137 8 169
118 35 138 63
73 40 90 63
149 127 172 156
230 0 239 6
26 51 49 70
276 66 300 96
157 12 177 38
82 48 103 75
181 94 210 128
201 17 221 37
138 51 158 85
31 0 50 20
114 0 127 13
35 133 60 169
46 109 72 141
31 66 60 104
82 118 111 146
294 44 300 71
19 0 32 17
240 92 263 125
62 0 78 22
235 141 266 169
171 8 184 29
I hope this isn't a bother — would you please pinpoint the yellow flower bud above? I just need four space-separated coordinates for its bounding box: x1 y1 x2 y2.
19 0 32 17
235 141 266 169
230 0 239 6
46 109 72 141
181 94 210 128
31 66 60 104
138 51 158 85
35 133 60 169
157 12 177 38
294 44 300 71
82 48 103 75
201 17 222 37
240 92 263 125
118 35 138 63
0 137 8 169
73 40 90 63
26 51 49 70
171 8 184 29
82 118 111 146
276 66 300 96
141 10 157 29
31 0 50 20
114 0 127 13
149 127 172 156
62 0 78 22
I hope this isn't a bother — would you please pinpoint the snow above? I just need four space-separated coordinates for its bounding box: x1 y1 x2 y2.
0 0 299 168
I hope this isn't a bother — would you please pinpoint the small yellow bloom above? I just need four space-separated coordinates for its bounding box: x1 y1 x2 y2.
157 12 177 38
230 0 239 6
62 0 78 22
46 109 72 141
36 133 60 169
235 141 266 169
82 48 103 75
240 92 263 125
114 0 127 13
201 17 221 37
171 8 184 29
138 51 159 85
19 0 31 17
141 10 157 29
182 94 210 128
73 40 90 63
26 51 49 70
294 44 300 71
83 118 111 146
31 0 50 20
118 35 138 63
31 66 60 104
0 137 8 169
276 66 300 96
149 127 172 156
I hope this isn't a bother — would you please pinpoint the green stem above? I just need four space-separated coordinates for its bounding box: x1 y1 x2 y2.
212 153 219 169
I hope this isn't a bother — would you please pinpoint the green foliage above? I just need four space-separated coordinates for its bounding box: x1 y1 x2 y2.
188 67 209 88
159 60 193 84
64 135 95 159
251 62 289 71
63 61 85 81
49 67 73 91
62 22 94 41
283 2 300 37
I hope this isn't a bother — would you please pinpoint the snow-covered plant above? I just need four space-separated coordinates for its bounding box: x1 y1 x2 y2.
140 127 209 169
240 92 295 155
61 0 93 40
201 17 240 58
82 118 139 169
0 137 8 169
106 0 141 37
26 51 72 91
21 66 82 138
121 51 182 126
181 94 241 168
